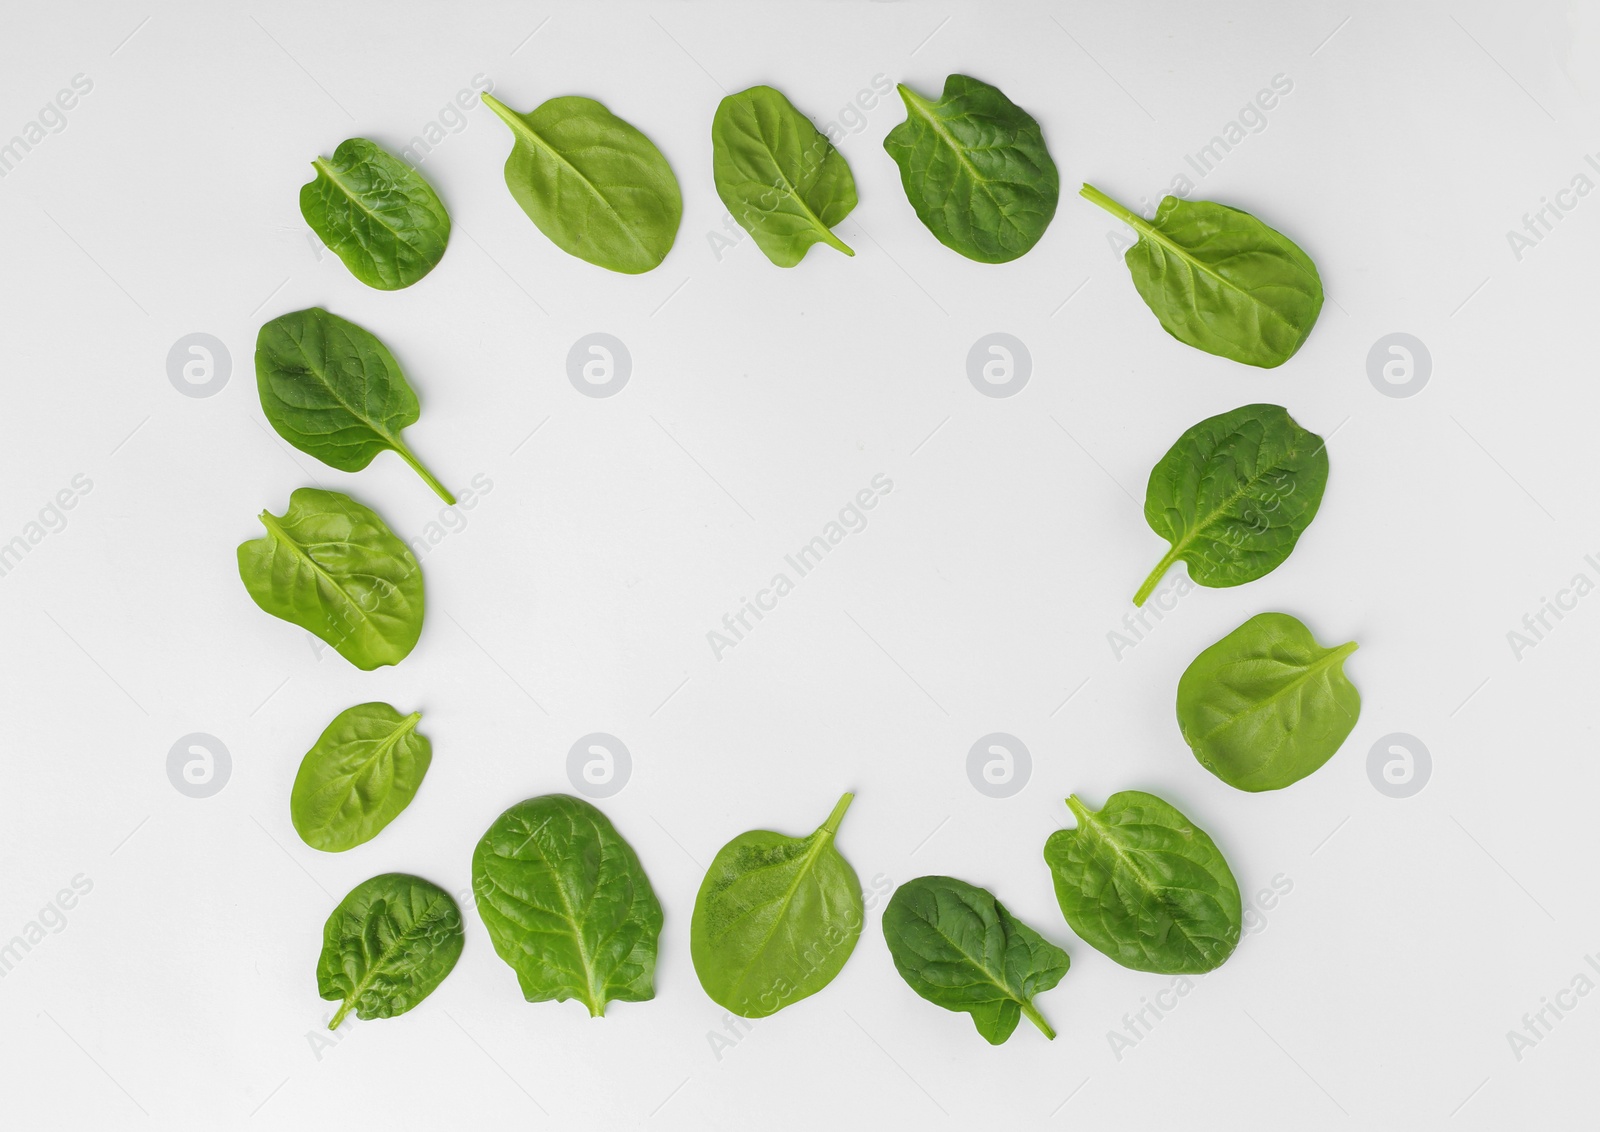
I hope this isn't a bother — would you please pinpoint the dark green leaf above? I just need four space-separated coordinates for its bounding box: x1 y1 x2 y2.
255 307 454 503
882 875 1068 1045
1043 792 1241 974
1178 612 1360 792
291 703 432 851
1080 184 1323 367
482 92 681 274
236 487 424 670
691 792 861 1018
299 138 450 290
882 74 1059 263
711 85 856 267
317 873 463 1029
1134 403 1327 606
472 794 663 1017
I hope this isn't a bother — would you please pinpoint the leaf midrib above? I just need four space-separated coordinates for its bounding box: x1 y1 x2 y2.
1165 431 1307 567
258 510 374 631
717 828 839 1003
1125 207 1306 334
312 157 413 240
1070 807 1221 960
338 893 450 1018
304 711 422 834
1196 641 1358 745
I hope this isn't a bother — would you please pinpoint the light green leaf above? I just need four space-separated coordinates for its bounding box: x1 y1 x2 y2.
291 703 432 851
299 138 450 290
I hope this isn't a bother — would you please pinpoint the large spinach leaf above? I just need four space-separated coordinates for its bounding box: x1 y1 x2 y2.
472 794 663 1016
255 307 455 503
690 792 861 1018
711 85 856 267
318 873 463 1029
1134 403 1327 606
1177 612 1360 792
482 92 681 274
882 875 1068 1045
882 74 1058 263
236 487 424 670
300 138 450 290
291 703 432 851
1080 184 1323 367
1043 792 1241 974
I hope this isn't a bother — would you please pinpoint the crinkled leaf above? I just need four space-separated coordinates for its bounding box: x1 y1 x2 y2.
255 307 454 503
882 74 1059 263
691 793 861 1018
472 794 663 1017
883 875 1067 1045
1043 792 1241 974
1178 612 1360 792
236 487 424 670
1081 184 1322 367
317 873 463 1029
299 137 450 290
291 703 431 851
711 85 856 267
482 92 681 274
1134 403 1328 605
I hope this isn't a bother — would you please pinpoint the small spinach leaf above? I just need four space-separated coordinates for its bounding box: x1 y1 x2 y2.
236 487 424 670
1178 612 1360 792
1080 184 1323 367
882 74 1059 263
711 85 856 266
299 138 450 290
690 792 861 1018
472 794 663 1017
318 873 463 1029
1135 403 1327 606
882 875 1068 1045
291 703 432 851
482 92 681 274
1043 791 1241 974
255 307 454 503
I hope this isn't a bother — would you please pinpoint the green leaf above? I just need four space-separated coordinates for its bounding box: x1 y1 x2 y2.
291 703 432 851
882 875 1068 1045
711 85 856 267
1134 403 1328 606
882 74 1059 263
1043 792 1241 975
482 92 681 274
255 307 454 504
472 794 663 1017
299 138 450 290
1177 612 1360 792
317 873 463 1029
236 487 424 671
690 792 861 1018
1080 184 1323 368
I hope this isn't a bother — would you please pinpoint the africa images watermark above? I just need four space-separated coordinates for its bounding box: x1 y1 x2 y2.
0 473 93 581
398 73 494 168
1506 951 1600 1062
0 874 94 979
1504 550 1600 661
1104 73 1294 253
1505 152 1600 262
0 73 93 179
706 474 893 660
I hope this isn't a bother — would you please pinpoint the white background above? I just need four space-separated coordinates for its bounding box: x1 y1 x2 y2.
2 1 1596 1128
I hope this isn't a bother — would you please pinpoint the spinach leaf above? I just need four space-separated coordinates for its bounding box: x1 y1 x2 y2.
236 487 424 670
1178 612 1360 792
291 703 432 851
1043 791 1241 974
255 307 455 504
882 74 1058 263
472 794 663 1016
690 792 861 1018
882 875 1068 1045
711 85 856 267
482 92 681 274
318 873 463 1029
1134 403 1327 606
1080 184 1323 368
299 138 450 290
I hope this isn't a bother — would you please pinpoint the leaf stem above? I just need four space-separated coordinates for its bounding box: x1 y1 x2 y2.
820 792 854 838
1133 547 1180 607
1079 183 1150 235
329 1000 352 1031
392 441 456 504
1065 794 1092 826
1021 1000 1056 1040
